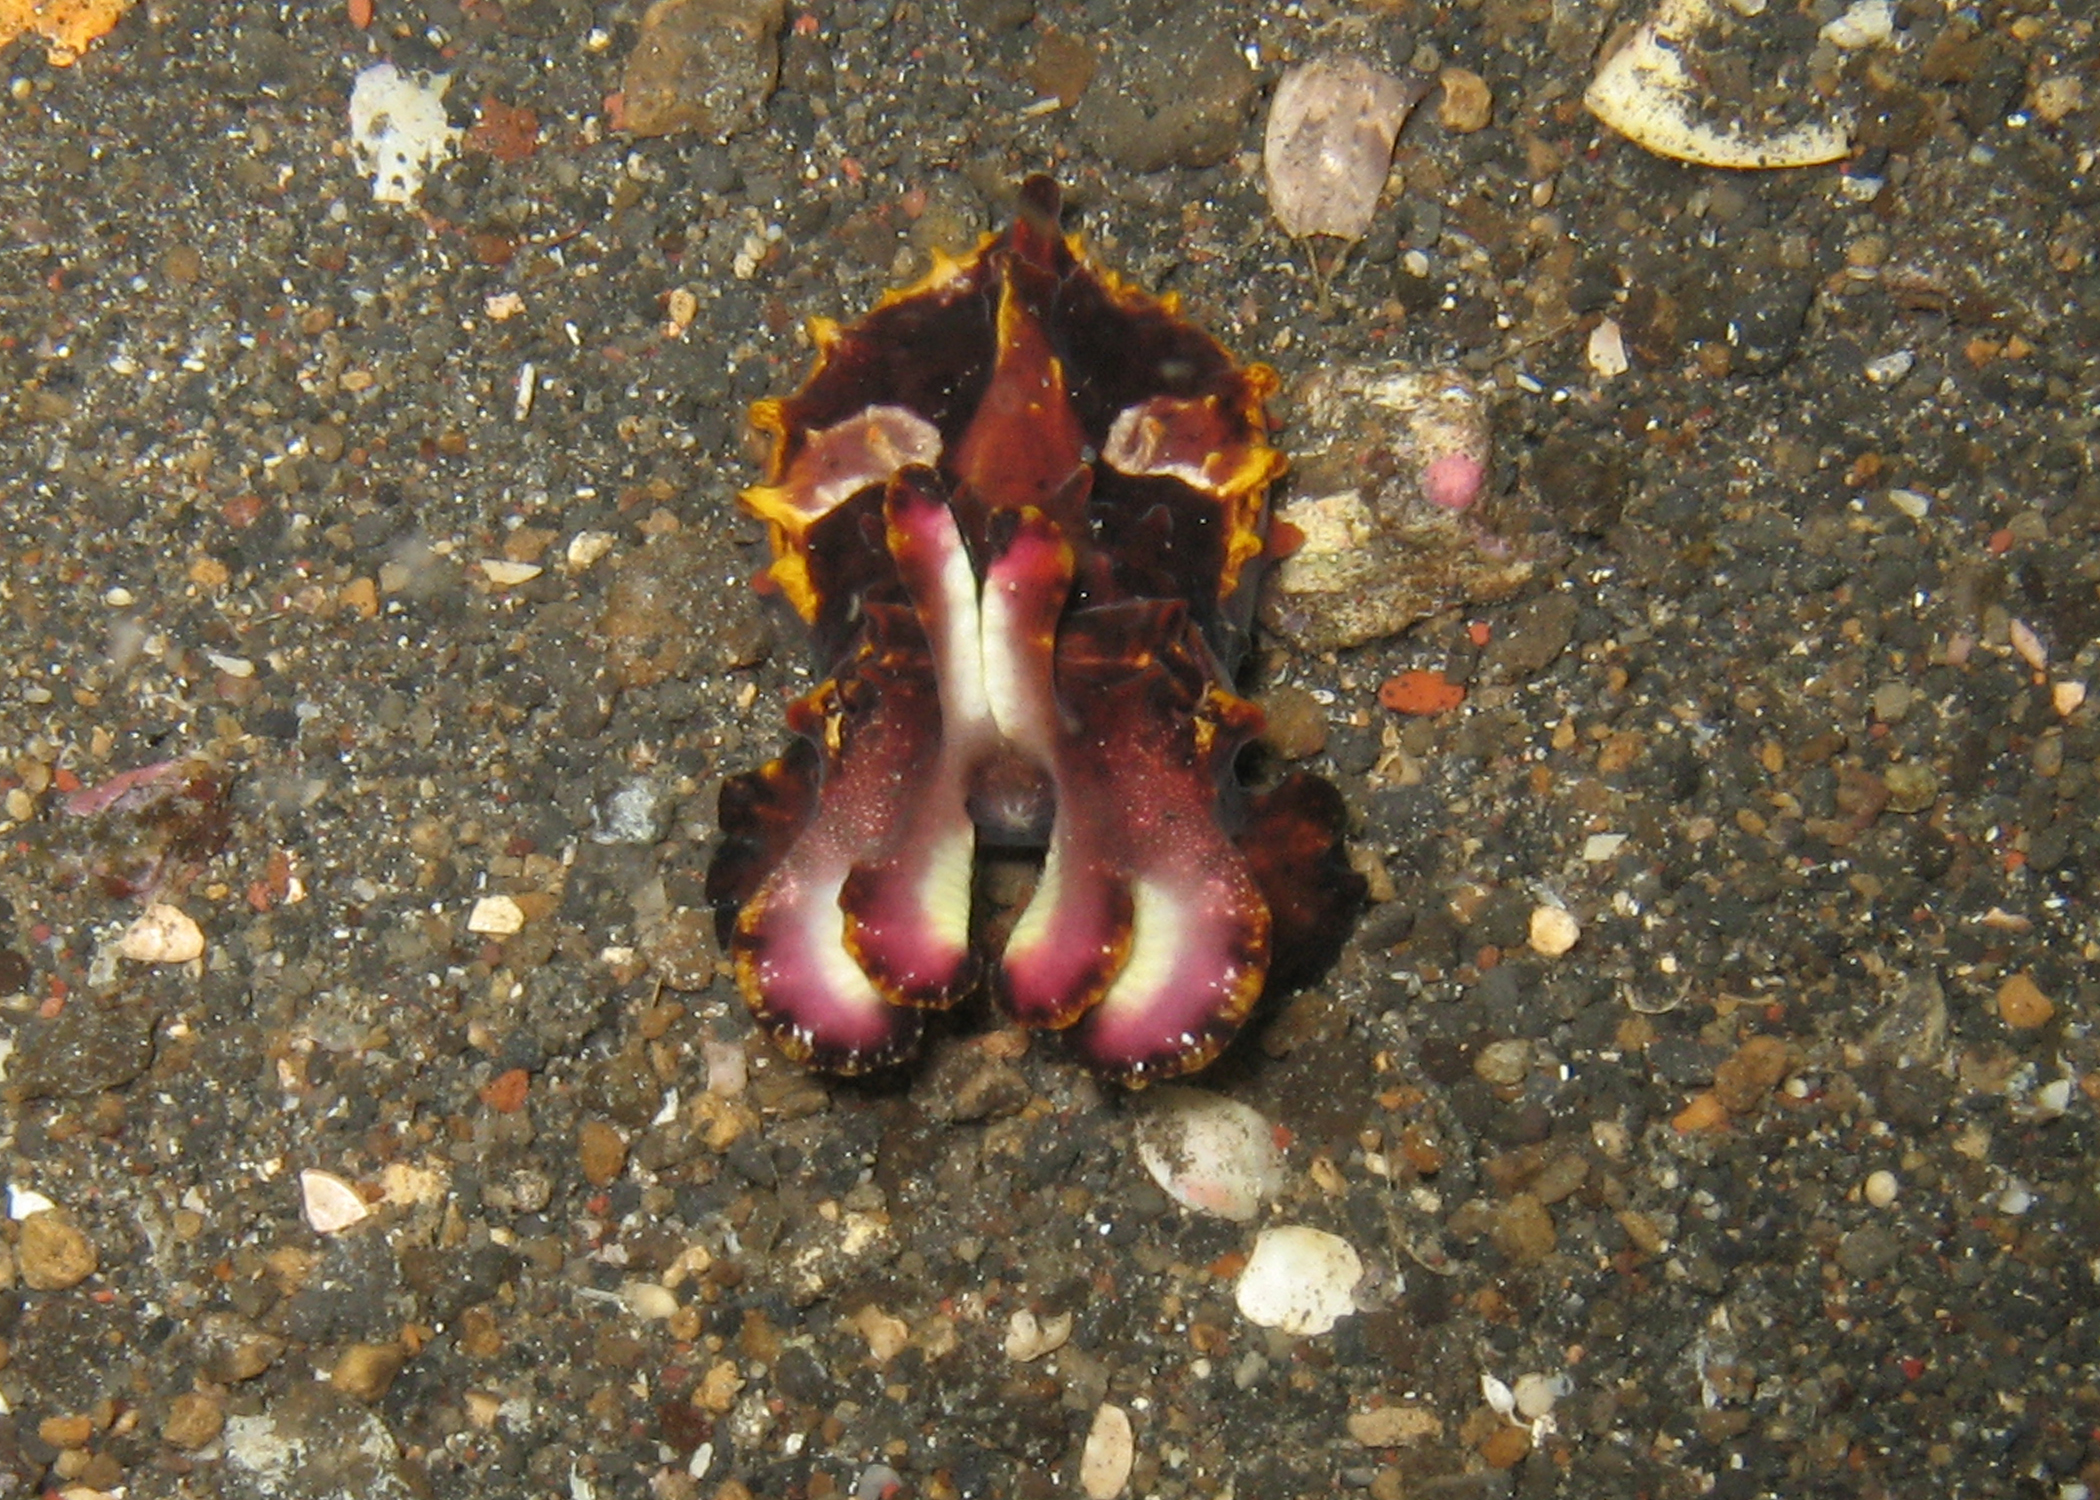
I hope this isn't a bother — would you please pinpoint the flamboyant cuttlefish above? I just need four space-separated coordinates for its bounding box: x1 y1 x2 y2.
707 176 1364 1084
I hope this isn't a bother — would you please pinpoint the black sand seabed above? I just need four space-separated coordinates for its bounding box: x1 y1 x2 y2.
1 2 2097 1497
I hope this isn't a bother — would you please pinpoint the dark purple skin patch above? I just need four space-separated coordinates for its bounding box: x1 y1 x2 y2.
707 176 1365 1084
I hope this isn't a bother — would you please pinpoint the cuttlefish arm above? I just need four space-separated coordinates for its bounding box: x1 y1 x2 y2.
710 610 943 1072
998 596 1277 1082
832 467 994 1009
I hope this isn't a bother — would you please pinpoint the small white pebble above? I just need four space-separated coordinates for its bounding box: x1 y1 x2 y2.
566 531 616 571
1820 0 1893 48
1884 487 1931 519
300 1169 371 1234
1998 1181 2034 1216
619 1281 679 1321
466 894 527 936
1582 833 1627 863
2053 681 2086 717
1586 318 1629 378
2034 1078 2074 1117
1864 352 1915 386
703 1039 749 1098
1528 905 1581 957
478 559 544 587
1003 1308 1073 1362
1863 1170 1899 1208
2009 618 2048 672
1078 1403 1135 1500
117 903 206 964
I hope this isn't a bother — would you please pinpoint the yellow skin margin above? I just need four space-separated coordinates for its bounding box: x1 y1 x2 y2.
737 222 1286 625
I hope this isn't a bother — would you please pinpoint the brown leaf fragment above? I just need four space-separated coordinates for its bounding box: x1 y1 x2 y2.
1263 57 1425 242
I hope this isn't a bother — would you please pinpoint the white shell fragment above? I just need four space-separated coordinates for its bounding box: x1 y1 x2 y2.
1234 1225 1364 1336
478 559 545 587
1133 1086 1286 1222
348 62 460 205
300 1169 371 1234
118 903 206 964
466 894 528 936
1513 1371 1571 1420
1078 1402 1136 1500
1264 57 1426 242
1585 0 1851 169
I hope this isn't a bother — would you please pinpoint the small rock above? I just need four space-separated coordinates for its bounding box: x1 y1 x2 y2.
117 903 205 964
1478 1423 1532 1468
1481 592 1580 681
1836 1223 1903 1280
465 894 526 936
620 1281 680 1321
18 1209 98 1290
1347 1405 1441 1447
1488 1194 1556 1264
1234 1225 1363 1335
3 999 159 1101
1134 1086 1286 1222
162 1391 227 1450
300 1170 371 1235
1435 66 1493 132
1075 15 1258 172
1258 685 1330 761
1820 0 1893 49
695 1358 745 1413
1587 317 1629 377
1671 1091 1729 1133
621 0 788 140
1004 1307 1074 1362
330 1341 409 1402
1473 1039 1531 1087
1527 905 1580 957
579 1119 628 1186
39 1412 94 1448
1881 762 1938 814
2029 75 2084 126
853 1465 908 1500
1863 1170 1899 1208
1996 972 2054 1030
1712 1035 1795 1113
1079 1402 1135 1500
477 559 543 587
639 906 717 990
852 1303 912 1362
